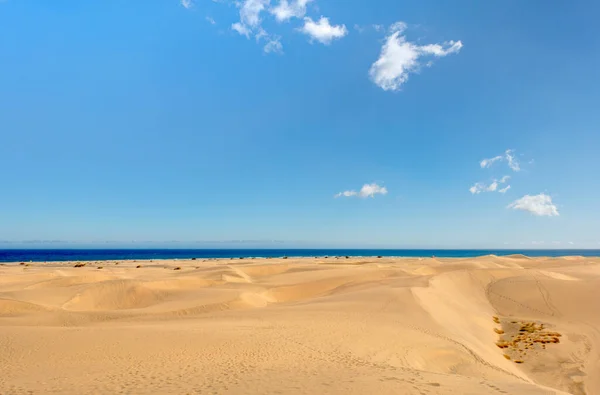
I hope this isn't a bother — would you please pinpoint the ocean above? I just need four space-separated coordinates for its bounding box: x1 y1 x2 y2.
1 249 599 263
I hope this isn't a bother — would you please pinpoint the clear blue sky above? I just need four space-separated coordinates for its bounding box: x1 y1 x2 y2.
1 0 599 248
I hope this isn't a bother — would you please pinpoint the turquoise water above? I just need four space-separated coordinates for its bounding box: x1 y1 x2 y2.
1 249 599 263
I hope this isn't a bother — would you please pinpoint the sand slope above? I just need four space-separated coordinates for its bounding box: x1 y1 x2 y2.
1 256 599 394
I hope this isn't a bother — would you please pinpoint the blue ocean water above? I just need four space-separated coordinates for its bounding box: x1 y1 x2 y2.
1 249 599 263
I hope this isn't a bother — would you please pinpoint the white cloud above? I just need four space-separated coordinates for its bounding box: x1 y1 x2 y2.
480 149 521 172
334 190 357 198
389 21 407 33
373 24 384 32
469 183 482 194
335 183 388 199
469 176 510 194
480 155 503 168
369 21 462 91
505 149 520 171
255 27 268 41
232 0 270 37
264 37 283 54
498 185 511 194
181 0 193 9
507 193 559 216
354 24 365 33
240 0 269 27
469 182 496 194
270 0 312 22
232 22 252 38
359 183 388 198
206 16 216 25
299 16 348 45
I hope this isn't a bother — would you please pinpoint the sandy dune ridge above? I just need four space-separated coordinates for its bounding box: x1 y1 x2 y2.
1 255 599 394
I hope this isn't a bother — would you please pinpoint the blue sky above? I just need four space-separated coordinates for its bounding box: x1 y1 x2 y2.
1 0 599 248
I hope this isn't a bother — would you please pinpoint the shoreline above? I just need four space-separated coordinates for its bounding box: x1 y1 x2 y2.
2 252 599 265
2 253 598 266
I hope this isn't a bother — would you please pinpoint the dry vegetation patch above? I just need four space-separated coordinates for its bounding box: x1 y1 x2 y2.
493 316 562 364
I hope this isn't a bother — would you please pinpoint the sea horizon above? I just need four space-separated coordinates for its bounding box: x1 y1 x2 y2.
2 248 600 263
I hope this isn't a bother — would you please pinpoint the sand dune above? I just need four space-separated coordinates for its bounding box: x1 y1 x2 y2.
1 256 599 394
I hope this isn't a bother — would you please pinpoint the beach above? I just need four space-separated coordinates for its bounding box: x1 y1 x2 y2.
1 255 599 394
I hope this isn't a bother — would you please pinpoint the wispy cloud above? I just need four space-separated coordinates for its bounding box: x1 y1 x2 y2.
480 149 521 172
469 176 510 194
299 16 348 45
369 21 462 91
232 0 270 38
335 183 388 198
508 193 559 216
480 155 503 168
181 0 193 9
353 24 365 33
270 0 312 22
232 22 252 38
263 36 283 54
206 16 216 25
498 185 511 194
240 0 269 27
505 149 520 171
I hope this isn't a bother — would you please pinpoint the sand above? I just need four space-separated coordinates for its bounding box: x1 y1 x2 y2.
1 255 599 394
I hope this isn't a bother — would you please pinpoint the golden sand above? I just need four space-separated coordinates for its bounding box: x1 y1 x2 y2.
1 255 599 394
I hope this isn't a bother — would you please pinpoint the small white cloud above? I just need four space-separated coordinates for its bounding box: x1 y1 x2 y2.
359 183 388 198
239 0 269 27
469 183 482 194
353 24 365 33
206 16 216 25
369 21 462 91
334 190 357 198
480 155 503 168
335 183 388 199
181 0 193 9
373 24 384 32
232 22 252 38
264 36 283 54
568 241 574 245
299 16 348 45
232 0 269 38
255 27 268 41
498 185 511 194
469 182 496 194
270 0 312 22
480 150 522 172
505 149 520 172
507 193 559 216
469 176 509 194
